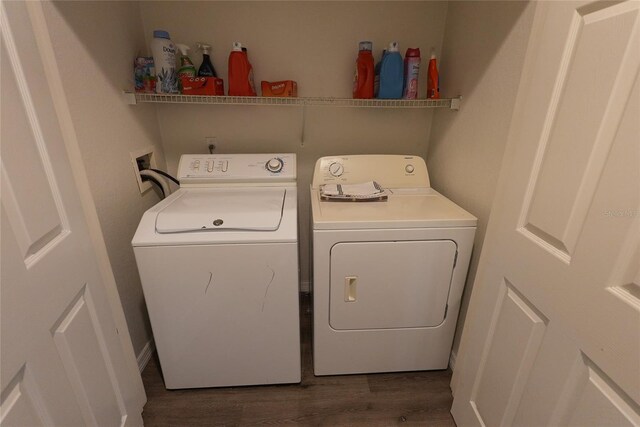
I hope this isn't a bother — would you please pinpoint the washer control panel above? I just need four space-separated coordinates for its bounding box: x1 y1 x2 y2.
178 153 296 185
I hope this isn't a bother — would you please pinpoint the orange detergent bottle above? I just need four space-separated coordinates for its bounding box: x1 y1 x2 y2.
228 42 256 96
427 49 440 99
353 41 374 99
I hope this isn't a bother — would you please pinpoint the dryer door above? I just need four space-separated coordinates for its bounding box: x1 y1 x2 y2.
329 240 457 330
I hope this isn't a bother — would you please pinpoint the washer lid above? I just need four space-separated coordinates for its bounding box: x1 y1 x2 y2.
156 188 285 233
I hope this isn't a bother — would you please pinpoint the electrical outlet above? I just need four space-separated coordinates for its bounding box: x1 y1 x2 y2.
205 136 217 153
130 147 157 194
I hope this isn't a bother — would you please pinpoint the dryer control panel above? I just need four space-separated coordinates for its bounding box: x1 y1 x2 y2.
178 153 296 185
311 155 430 189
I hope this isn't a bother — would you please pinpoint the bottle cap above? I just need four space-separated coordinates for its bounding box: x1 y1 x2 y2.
358 41 373 51
153 30 170 39
405 48 421 57
197 43 211 54
232 42 243 52
388 42 400 52
430 48 436 59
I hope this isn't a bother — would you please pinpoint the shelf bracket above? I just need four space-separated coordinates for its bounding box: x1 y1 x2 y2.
450 96 462 111
123 91 137 105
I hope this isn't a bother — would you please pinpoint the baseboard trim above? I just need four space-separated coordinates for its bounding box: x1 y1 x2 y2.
137 340 155 373
449 349 457 371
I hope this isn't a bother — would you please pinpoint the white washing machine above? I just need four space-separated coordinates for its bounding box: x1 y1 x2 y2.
310 155 477 376
132 153 300 389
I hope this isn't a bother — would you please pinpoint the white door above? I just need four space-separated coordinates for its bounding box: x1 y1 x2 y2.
1 2 145 426
451 1 639 426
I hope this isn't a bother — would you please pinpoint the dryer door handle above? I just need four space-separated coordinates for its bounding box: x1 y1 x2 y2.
345 276 358 302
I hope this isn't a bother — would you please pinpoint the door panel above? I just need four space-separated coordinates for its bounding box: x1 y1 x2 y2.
471 281 547 427
0 366 53 426
52 287 125 426
0 19 67 263
524 1 640 258
561 356 639 426
452 1 640 426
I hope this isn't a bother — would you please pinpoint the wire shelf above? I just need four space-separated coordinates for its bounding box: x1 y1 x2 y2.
124 92 461 110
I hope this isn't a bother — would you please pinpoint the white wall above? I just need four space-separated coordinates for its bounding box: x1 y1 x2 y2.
43 1 164 356
139 1 449 288
426 1 536 358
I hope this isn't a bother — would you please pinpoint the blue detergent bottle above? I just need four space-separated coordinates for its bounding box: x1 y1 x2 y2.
374 49 386 97
377 42 403 99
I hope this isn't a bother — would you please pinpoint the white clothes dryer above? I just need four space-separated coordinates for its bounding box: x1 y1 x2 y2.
132 153 300 389
310 155 476 376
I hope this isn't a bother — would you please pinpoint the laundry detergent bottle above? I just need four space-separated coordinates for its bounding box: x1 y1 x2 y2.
427 49 440 99
353 41 374 99
377 42 403 99
403 47 421 99
151 30 179 93
228 42 256 96
374 49 386 97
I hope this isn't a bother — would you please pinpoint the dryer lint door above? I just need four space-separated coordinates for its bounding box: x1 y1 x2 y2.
329 240 457 330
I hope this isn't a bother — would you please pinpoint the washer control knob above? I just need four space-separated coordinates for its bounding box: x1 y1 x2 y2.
266 157 284 173
405 164 415 174
329 162 344 177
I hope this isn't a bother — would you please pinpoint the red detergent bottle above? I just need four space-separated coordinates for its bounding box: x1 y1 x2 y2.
353 41 374 99
228 42 256 96
427 49 440 99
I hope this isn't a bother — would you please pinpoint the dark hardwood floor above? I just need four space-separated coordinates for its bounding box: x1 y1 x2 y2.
141 295 456 426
